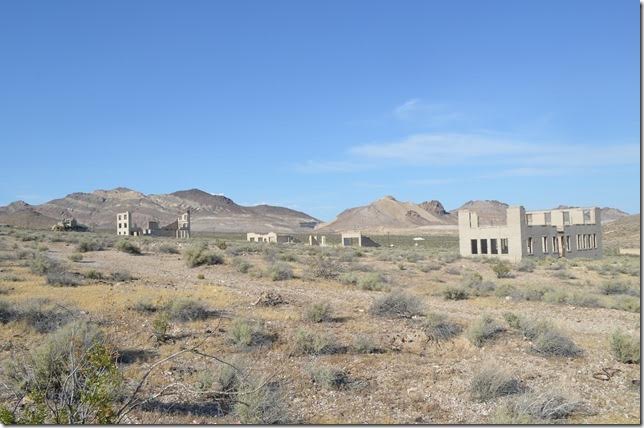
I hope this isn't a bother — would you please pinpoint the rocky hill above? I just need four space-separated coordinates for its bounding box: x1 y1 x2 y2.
602 214 640 249
0 188 320 233
455 200 509 226
555 205 629 224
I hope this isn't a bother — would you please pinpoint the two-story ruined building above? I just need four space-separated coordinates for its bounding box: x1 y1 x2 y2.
117 210 191 239
458 206 602 262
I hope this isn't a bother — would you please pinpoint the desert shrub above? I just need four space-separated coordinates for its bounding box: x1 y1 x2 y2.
228 318 272 349
469 281 497 297
357 272 388 291
494 283 515 298
234 382 289 424
419 261 441 272
115 239 141 255
600 281 639 296
183 243 224 267
564 293 601 308
232 257 252 273
338 272 359 286
214 240 227 250
3 321 122 424
438 253 459 264
492 390 587 423
37 244 49 252
68 253 83 262
152 312 170 342
158 243 179 254
265 262 293 281
421 312 462 343
611 330 640 364
0 274 21 282
551 269 575 280
369 291 425 319
46 270 84 287
532 330 582 357
503 312 522 329
18 299 77 333
292 329 338 355
353 334 379 354
304 302 334 323
29 254 61 275
132 299 158 313
165 298 212 322
609 296 640 313
308 365 350 390
444 266 461 275
443 286 469 300
516 259 536 272
84 270 104 280
76 239 104 253
309 257 340 279
461 271 483 287
492 261 512 278
197 273 205 280
110 271 134 282
226 243 263 256
0 299 17 324
470 362 521 402
466 314 504 347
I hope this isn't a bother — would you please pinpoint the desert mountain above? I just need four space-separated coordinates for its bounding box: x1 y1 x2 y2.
455 200 509 226
602 213 640 249
316 196 457 233
0 188 320 233
554 205 629 224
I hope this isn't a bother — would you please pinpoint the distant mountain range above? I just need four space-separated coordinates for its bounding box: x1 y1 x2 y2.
0 188 632 234
0 188 320 233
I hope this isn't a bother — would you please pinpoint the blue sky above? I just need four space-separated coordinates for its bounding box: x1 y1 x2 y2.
0 0 639 221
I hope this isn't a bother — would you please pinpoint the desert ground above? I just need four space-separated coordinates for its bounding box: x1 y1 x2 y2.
0 226 639 424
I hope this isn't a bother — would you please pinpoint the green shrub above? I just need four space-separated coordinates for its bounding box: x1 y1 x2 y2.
611 330 640 364
183 243 224 267
338 272 359 286
46 270 84 287
369 291 425 319
292 329 338 355
495 283 516 298
132 299 158 313
158 243 179 254
265 262 293 281
304 302 334 323
76 239 104 253
165 298 212 321
152 312 170 342
516 259 536 272
503 312 522 330
419 261 441 272
610 296 640 313
110 271 134 282
467 314 504 347
115 239 141 255
357 272 388 291
228 318 272 349
84 270 104 280
29 254 61 275
600 281 639 296
308 365 350 390
232 257 252 273
443 286 469 300
492 391 586 423
421 312 462 343
353 334 379 354
532 330 582 357
470 362 521 402
68 253 83 262
233 382 289 424
492 261 512 278
3 321 122 424
309 257 340 279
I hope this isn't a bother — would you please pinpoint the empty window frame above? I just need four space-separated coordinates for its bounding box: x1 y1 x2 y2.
589 234 595 249
583 210 591 223
544 212 551 225
490 239 498 254
480 239 488 254
527 237 533 255
593 233 597 248
118 215 121 220
471 239 478 254
576 234 581 250
565 236 571 251
552 236 559 253
526 214 533 225
584 234 589 249
542 236 548 253
500 238 509 254
563 211 570 225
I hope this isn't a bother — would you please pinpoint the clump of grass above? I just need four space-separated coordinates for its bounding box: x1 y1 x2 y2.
46 270 84 287
309 257 340 279
492 261 512 278
29 254 61 275
506 314 582 357
115 239 141 255
84 270 104 280
132 299 159 313
443 286 469 300
292 329 338 355
165 298 212 322
232 257 252 273
68 253 83 262
466 314 504 347
304 302 334 323
0 298 77 333
470 362 522 402
233 382 289 424
265 262 293 281
158 243 179 254
421 312 462 343
308 365 350 390
357 272 388 291
369 291 425 319
183 243 224 267
611 330 640 364
610 296 640 313
516 259 536 272
228 318 273 349
492 390 587 423
599 281 639 296
110 271 134 282
353 334 379 354
419 261 441 272
444 266 461 275
76 239 104 253
338 272 359 286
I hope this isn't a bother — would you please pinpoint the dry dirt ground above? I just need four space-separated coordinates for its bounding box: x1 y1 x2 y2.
0 228 640 424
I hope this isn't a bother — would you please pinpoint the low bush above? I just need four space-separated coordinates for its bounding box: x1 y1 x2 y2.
338 272 359 286
292 329 338 355
532 330 582 358
308 365 350 390
492 261 513 278
611 330 640 364
353 334 379 354
110 271 134 282
443 286 469 300
419 261 442 272
115 239 141 255
421 312 462 343
304 302 334 323
234 382 289 424
369 291 425 319
18 299 77 333
76 239 104 253
357 272 388 291
265 262 293 281
183 243 224 267
46 270 84 287
599 281 639 296
232 257 252 273
158 243 179 254
492 390 587 423
68 253 83 262
470 362 522 402
516 259 536 272
309 257 340 279
228 318 273 349
132 299 159 313
165 298 212 322
466 314 504 347
610 296 640 313
29 254 62 275
84 270 104 280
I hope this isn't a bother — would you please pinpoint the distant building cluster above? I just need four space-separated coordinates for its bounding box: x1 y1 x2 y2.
117 210 191 239
458 206 602 262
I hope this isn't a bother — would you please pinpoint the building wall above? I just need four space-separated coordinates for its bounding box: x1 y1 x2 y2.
458 207 524 262
116 211 132 236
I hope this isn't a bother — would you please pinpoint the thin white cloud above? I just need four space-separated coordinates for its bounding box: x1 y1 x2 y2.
393 98 461 125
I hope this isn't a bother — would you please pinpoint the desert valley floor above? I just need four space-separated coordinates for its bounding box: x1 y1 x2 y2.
0 227 640 424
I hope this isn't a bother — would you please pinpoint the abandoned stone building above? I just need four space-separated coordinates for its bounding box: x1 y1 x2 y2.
116 210 191 238
308 235 327 246
341 231 379 247
246 232 294 243
458 206 602 262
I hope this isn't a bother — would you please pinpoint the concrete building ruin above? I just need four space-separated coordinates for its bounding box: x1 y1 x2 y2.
246 232 294 243
117 210 191 238
458 206 602 262
340 231 379 247
308 235 327 246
